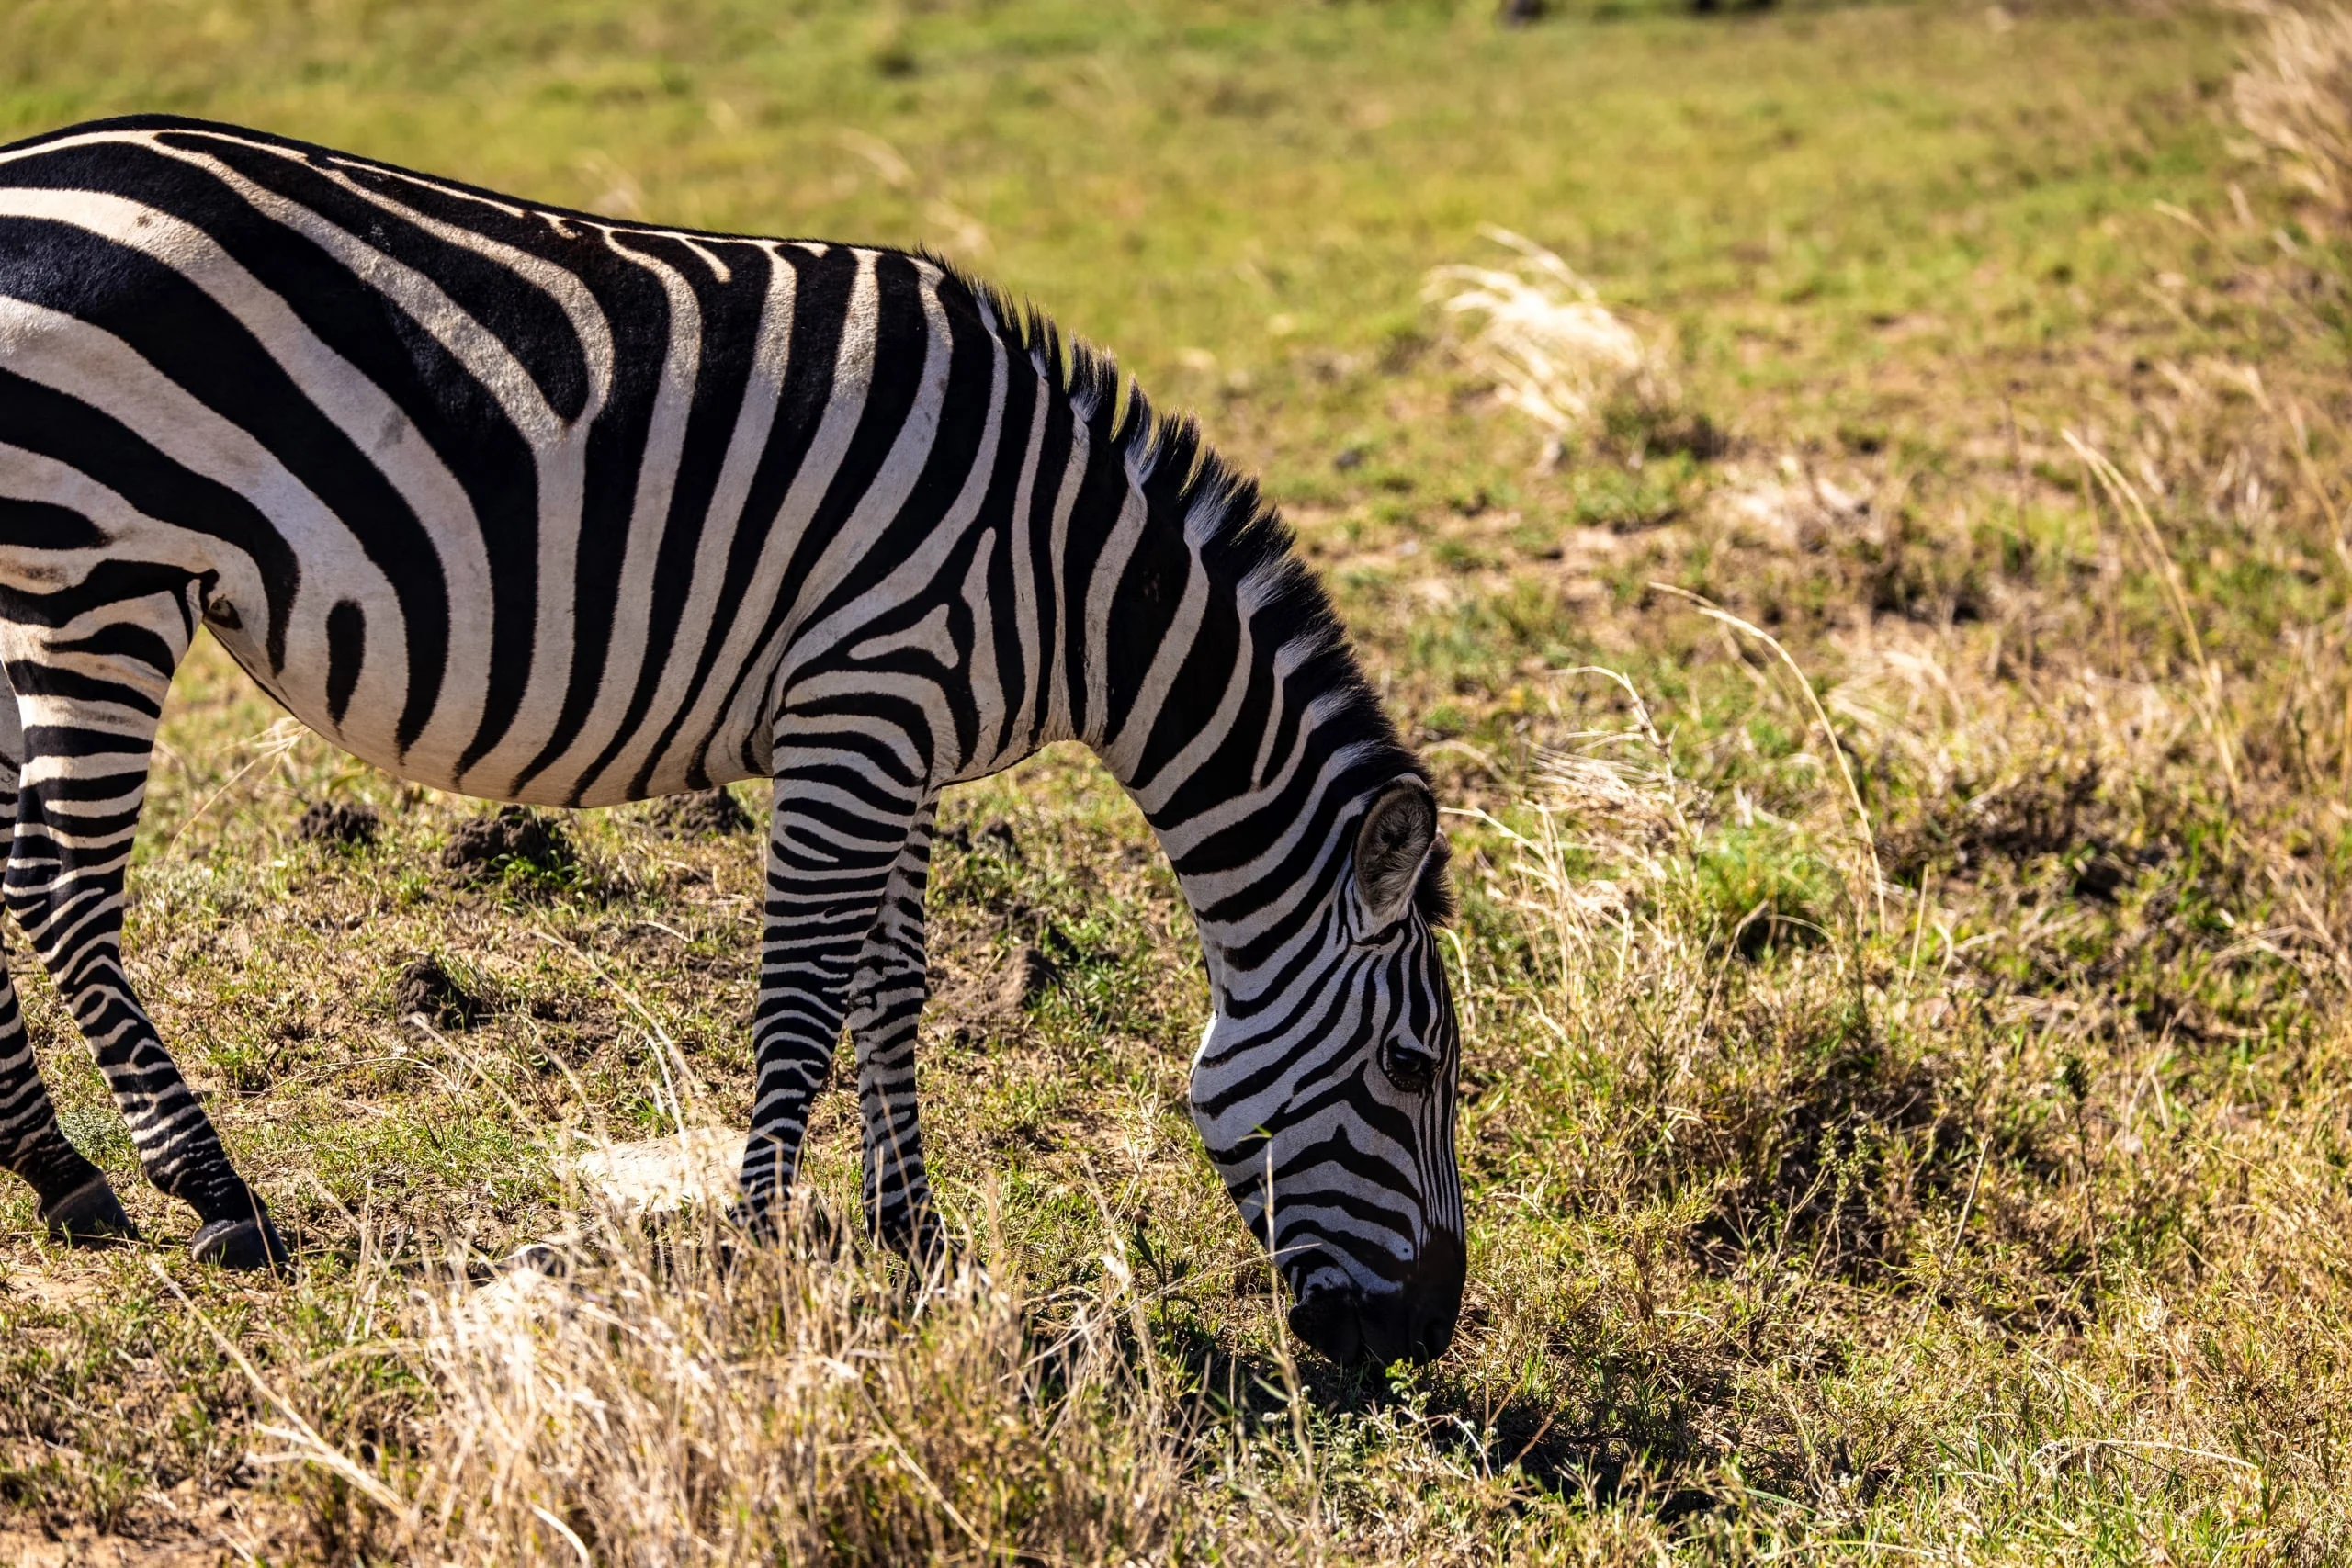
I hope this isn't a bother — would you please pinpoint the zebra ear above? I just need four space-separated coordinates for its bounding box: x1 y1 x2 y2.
1351 777 1438 932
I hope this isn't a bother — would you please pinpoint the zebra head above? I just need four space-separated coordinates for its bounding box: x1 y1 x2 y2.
1189 774 1465 1366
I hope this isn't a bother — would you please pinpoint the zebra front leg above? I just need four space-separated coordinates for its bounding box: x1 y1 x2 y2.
735 741 928 1241
0 594 285 1269
845 802 941 1261
0 728 138 1243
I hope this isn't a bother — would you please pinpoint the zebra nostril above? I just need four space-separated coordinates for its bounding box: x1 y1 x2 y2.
1408 1228 1467 1361
1410 1299 1460 1361
1286 1288 1365 1364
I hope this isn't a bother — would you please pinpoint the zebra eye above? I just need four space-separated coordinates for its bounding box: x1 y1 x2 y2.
1379 1037 1439 1094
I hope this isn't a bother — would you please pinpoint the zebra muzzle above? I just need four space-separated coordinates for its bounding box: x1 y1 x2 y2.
1287 1228 1466 1367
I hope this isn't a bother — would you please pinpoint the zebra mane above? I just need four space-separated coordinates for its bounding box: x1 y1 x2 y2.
935 257 1454 925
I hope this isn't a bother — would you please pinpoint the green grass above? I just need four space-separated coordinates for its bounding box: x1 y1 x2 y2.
3 0 2351 1561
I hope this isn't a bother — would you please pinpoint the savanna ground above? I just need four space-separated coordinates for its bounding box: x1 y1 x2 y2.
1 0 2349 1561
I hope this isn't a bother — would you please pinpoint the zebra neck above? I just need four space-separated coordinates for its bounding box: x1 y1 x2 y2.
970 296 1414 993
1073 478 1405 998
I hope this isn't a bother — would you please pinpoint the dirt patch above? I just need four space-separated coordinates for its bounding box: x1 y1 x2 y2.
0 1486 302 1567
0 1523 225 1568
294 800 379 848
394 957 485 1029
652 786 757 838
932 943 1061 1042
995 944 1059 1009
441 807 574 880
0 1260 113 1314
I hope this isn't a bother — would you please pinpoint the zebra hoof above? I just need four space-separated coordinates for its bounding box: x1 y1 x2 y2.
877 1213 949 1274
39 1177 139 1246
727 1196 783 1248
727 1196 844 1258
190 1213 292 1272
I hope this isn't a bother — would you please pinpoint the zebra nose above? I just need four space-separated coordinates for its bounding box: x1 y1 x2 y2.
1360 1230 1466 1364
1288 1231 1466 1367
1402 1226 1466 1360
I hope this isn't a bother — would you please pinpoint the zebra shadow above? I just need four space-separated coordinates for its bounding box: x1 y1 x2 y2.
1153 1312 1732 1526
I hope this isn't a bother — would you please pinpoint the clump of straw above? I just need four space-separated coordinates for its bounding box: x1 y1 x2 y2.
398 1198 1194 1565
1426 227 1662 441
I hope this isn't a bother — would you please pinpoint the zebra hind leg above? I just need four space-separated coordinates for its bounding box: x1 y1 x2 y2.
0 972 139 1244
845 803 942 1263
1 595 285 1269
0 686 138 1243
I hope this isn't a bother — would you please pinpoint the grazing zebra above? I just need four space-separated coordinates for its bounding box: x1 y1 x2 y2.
0 116 1464 1364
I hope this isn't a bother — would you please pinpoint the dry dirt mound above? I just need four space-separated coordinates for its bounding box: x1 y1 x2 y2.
393 956 485 1028
294 799 378 848
651 786 757 838
441 807 574 880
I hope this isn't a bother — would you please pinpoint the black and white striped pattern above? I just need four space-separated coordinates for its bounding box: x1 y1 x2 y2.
0 117 1463 1358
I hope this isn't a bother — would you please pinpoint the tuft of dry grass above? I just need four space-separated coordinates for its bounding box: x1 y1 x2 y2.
395 1199 1192 1567
1426 229 1666 458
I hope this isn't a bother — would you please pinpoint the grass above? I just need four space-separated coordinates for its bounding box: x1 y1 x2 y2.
2 0 2350 1561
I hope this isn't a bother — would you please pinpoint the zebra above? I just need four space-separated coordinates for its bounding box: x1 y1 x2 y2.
0 115 1465 1365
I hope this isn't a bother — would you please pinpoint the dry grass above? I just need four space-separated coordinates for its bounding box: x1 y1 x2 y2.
400 1201 1190 1566
1427 230 1668 462
225 1178 1608 1565
2235 0 2352 217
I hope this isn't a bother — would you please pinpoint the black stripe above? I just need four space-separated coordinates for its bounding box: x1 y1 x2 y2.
324 598 364 726
0 496 106 553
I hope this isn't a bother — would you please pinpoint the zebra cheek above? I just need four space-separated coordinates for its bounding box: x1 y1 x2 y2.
1184 1014 1256 1145
1188 1011 1218 1077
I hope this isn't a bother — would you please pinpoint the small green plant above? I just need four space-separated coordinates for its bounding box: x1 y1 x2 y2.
1688 821 1838 956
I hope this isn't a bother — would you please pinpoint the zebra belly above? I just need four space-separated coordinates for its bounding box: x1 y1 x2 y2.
201 619 775 808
